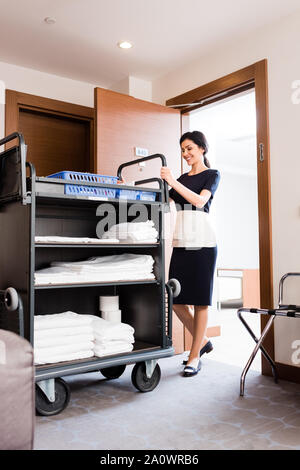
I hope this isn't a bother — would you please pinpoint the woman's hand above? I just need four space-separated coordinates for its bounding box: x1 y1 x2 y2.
160 166 175 186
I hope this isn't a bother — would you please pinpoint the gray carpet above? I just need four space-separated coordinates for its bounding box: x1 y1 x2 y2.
34 354 300 450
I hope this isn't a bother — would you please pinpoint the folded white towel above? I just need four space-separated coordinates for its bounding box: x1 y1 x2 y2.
102 221 158 243
51 254 154 272
35 236 119 244
34 349 94 365
34 311 94 331
34 254 155 285
94 331 134 343
94 343 134 357
35 270 155 285
34 325 93 339
34 333 94 349
92 316 134 339
34 341 94 356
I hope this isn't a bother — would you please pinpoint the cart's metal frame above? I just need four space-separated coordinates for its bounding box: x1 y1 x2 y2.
0 132 178 411
237 272 300 396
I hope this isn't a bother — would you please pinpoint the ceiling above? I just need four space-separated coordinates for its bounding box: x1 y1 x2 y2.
0 0 300 88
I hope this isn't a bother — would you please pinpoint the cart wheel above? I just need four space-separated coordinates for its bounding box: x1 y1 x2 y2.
35 378 70 416
4 287 19 311
131 362 161 393
100 364 126 379
167 278 181 298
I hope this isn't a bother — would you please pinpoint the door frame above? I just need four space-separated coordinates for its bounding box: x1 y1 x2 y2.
5 89 95 171
166 59 274 376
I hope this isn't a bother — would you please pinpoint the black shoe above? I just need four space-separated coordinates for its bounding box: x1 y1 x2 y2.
182 341 213 365
183 359 202 377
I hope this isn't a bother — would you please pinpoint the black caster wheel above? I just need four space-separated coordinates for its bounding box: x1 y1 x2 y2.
36 378 71 416
4 287 19 311
131 362 161 393
167 278 181 298
100 364 126 379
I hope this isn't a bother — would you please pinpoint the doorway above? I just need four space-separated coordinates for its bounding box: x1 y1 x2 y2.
167 60 274 375
188 90 261 370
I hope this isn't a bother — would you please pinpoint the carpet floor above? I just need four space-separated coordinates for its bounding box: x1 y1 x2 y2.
34 354 300 450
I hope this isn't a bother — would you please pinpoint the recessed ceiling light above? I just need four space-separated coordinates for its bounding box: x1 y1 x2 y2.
44 17 56 25
117 41 133 49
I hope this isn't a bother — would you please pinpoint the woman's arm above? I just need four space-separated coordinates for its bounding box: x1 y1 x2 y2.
161 167 211 209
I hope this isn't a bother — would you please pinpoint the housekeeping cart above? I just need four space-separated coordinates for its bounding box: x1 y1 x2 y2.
237 272 300 396
0 132 180 415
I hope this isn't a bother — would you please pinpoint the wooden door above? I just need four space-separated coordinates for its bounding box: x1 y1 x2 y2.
94 87 221 354
5 90 94 177
94 87 184 352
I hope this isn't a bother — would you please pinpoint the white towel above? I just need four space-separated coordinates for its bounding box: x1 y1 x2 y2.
34 325 93 339
34 349 94 365
94 331 134 343
34 341 94 356
34 311 94 331
35 236 119 244
34 333 94 349
51 254 154 272
92 317 134 340
94 343 134 357
101 221 158 242
35 254 155 285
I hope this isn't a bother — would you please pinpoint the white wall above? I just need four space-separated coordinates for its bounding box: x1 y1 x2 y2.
152 11 300 367
0 60 98 107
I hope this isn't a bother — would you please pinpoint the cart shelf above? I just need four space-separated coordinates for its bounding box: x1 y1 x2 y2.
35 342 174 380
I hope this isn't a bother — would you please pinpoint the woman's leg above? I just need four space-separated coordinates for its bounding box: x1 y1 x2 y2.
173 304 209 356
187 305 209 366
172 304 194 335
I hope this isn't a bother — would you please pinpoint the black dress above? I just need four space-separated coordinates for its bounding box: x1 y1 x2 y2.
169 169 220 306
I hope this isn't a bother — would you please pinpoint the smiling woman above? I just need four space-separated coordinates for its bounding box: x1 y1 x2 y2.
160 131 220 377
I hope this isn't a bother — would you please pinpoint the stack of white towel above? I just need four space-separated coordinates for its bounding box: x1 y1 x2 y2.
92 316 135 357
101 221 158 244
34 311 135 364
34 253 155 286
34 311 94 365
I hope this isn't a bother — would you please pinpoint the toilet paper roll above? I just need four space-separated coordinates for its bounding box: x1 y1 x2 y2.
99 295 119 312
101 309 122 323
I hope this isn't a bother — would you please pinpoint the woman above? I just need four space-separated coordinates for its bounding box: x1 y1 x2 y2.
161 131 220 377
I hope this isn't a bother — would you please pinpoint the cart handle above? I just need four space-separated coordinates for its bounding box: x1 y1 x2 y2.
165 283 173 345
0 132 27 205
117 154 169 204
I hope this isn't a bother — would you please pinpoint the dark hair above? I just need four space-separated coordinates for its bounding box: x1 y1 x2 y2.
180 131 210 168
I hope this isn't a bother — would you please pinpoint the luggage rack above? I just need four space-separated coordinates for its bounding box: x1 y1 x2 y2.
237 272 300 396
0 132 180 416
